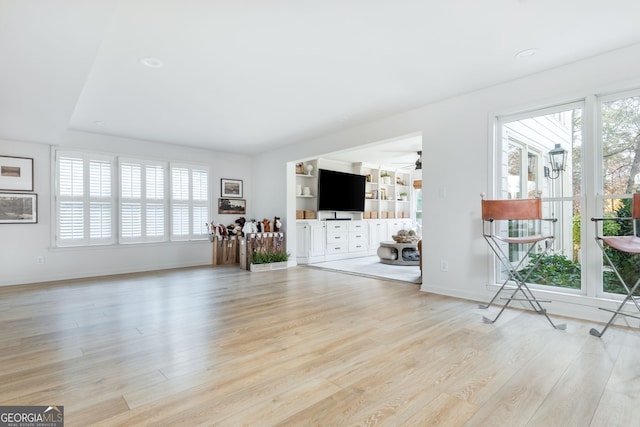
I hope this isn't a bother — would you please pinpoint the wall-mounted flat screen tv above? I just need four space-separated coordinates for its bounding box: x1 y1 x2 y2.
317 169 366 212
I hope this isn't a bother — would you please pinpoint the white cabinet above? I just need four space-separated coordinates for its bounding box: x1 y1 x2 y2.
348 221 368 253
368 220 387 253
296 221 325 263
309 222 326 258
325 221 349 255
296 223 310 262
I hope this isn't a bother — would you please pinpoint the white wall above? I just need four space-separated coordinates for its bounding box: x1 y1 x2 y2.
255 43 640 322
0 131 253 285
4 43 640 323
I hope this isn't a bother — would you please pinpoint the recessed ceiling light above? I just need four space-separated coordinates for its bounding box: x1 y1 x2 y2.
139 56 164 68
515 48 539 59
93 120 104 126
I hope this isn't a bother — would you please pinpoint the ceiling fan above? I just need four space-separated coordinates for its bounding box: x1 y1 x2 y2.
391 151 421 170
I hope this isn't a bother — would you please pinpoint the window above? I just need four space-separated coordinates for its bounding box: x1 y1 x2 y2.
56 151 116 246
598 93 640 297
120 159 167 243
495 91 640 301
496 103 583 292
170 165 209 240
54 149 209 247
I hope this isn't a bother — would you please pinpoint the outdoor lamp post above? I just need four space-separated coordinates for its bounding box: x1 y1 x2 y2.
547 144 567 179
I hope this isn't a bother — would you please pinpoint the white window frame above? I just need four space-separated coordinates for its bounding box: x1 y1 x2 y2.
170 163 210 241
55 150 116 247
119 158 169 244
53 149 210 247
493 101 586 296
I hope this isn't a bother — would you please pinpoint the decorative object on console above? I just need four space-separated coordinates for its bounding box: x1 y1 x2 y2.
392 229 419 243
274 216 282 232
262 218 271 232
221 178 243 198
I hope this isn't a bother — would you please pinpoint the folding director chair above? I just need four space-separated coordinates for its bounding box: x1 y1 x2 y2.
590 193 640 338
480 195 566 329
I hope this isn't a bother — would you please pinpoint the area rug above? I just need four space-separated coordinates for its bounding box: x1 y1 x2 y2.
306 255 421 284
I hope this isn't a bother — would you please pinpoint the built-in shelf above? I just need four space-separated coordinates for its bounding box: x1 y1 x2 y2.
294 158 414 222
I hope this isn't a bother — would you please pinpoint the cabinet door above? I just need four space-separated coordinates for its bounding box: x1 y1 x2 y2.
309 223 326 257
387 220 402 240
368 220 387 248
296 223 310 259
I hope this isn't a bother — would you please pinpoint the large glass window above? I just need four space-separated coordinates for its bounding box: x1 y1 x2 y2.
599 93 640 297
497 104 583 292
495 91 640 300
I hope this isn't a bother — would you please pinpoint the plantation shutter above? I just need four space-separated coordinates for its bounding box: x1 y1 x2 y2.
120 159 167 243
56 151 115 246
146 165 166 238
170 164 209 240
192 169 209 237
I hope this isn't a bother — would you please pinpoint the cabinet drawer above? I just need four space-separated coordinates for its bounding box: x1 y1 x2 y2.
348 221 366 232
326 222 348 232
348 240 367 252
326 243 348 254
349 232 367 241
326 232 347 244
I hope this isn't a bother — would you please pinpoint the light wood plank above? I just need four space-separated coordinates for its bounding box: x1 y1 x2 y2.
0 265 638 425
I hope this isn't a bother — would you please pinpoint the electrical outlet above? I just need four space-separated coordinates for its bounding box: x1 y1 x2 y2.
440 260 448 272
36 256 45 265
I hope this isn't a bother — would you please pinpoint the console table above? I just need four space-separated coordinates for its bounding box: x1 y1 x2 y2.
377 240 420 266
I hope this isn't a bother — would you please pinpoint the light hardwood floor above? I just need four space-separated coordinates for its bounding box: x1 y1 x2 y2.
1 265 638 426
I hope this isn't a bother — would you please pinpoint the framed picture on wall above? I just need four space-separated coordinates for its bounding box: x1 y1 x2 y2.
221 178 243 198
0 192 37 224
0 156 34 191
218 198 246 214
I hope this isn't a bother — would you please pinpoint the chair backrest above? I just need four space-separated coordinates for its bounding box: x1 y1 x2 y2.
633 193 640 219
482 198 542 221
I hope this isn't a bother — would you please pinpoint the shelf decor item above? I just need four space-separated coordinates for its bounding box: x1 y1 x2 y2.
0 192 37 224
0 156 33 191
221 178 243 198
392 229 419 243
305 164 314 175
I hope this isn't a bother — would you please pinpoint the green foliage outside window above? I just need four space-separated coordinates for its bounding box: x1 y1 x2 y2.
519 198 640 295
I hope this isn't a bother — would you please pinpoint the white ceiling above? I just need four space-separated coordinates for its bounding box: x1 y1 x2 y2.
2 1 640 165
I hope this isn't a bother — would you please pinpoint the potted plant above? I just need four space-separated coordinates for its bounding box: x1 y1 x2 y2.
380 171 391 185
399 191 408 201
249 249 290 272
